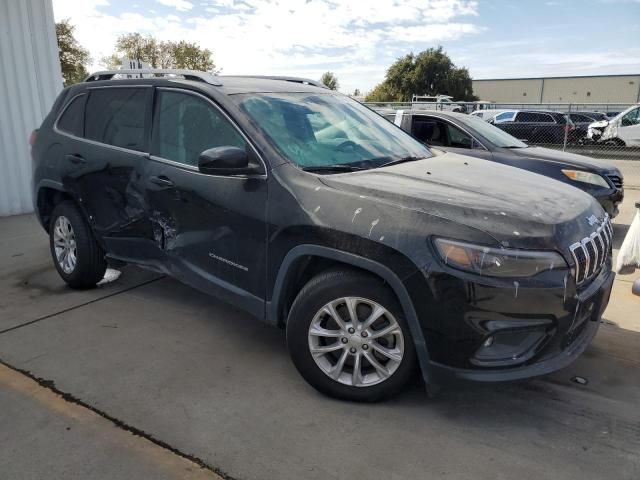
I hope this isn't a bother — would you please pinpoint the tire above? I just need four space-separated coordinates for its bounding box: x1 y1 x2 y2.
604 138 625 147
286 269 417 402
49 201 107 289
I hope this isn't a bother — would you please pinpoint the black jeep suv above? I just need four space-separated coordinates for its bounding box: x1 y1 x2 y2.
32 70 614 401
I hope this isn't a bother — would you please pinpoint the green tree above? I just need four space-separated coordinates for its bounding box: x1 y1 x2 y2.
108 33 217 72
170 41 215 71
365 82 401 102
100 53 122 70
320 71 339 90
56 19 90 86
366 47 477 102
352 88 361 97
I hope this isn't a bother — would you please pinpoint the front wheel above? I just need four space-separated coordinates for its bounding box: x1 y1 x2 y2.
604 138 625 147
286 269 417 402
49 201 107 289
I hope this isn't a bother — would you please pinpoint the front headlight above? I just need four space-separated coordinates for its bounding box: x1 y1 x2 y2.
561 169 610 188
433 238 566 278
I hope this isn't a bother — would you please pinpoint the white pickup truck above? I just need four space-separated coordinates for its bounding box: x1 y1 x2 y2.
410 95 466 112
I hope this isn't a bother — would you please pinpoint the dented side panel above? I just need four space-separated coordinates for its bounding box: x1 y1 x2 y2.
144 159 268 317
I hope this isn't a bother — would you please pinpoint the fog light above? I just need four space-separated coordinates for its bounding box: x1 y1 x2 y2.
483 336 494 347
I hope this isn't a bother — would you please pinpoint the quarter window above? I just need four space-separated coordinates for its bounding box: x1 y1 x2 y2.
57 94 86 137
85 88 150 151
151 90 247 167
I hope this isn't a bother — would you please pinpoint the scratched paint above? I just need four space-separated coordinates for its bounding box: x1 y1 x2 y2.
351 207 363 223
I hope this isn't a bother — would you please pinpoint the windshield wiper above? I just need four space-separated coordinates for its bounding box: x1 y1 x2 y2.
377 156 425 168
301 164 365 173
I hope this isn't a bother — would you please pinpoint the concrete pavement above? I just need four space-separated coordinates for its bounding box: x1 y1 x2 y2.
0 193 639 480
0 364 222 480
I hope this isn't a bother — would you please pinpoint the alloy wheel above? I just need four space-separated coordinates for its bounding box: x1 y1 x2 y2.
307 297 405 387
53 215 77 274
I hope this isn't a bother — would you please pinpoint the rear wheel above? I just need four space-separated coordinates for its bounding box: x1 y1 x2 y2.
286 269 417 402
49 201 107 289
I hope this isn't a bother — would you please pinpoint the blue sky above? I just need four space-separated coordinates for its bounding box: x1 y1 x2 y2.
53 0 640 94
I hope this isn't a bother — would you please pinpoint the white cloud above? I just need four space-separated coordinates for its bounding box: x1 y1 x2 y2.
53 0 483 92
156 0 194 11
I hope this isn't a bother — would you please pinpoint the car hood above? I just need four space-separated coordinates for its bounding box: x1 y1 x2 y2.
505 146 616 171
589 120 609 129
319 152 603 250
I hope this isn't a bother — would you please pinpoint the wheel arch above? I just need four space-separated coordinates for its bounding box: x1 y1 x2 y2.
35 181 75 232
268 244 433 384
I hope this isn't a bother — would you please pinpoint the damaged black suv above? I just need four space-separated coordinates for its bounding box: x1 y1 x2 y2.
32 70 614 401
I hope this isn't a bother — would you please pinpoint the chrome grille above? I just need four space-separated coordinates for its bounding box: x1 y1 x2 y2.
569 214 612 285
606 174 623 189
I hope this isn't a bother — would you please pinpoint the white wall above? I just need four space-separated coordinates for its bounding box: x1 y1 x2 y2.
0 0 63 216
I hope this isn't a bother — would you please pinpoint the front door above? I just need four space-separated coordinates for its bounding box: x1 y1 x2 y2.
145 88 268 317
618 107 640 146
411 116 493 160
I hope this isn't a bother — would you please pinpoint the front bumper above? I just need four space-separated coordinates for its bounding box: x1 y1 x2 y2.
412 264 614 385
594 188 624 218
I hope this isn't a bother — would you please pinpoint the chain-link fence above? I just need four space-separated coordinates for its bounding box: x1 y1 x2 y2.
364 101 640 188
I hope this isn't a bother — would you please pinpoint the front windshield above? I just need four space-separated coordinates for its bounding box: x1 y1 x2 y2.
463 114 528 148
234 93 432 169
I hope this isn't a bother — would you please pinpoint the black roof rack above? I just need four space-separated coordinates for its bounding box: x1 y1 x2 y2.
84 69 222 86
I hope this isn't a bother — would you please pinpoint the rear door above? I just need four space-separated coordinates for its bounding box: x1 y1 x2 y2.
145 88 268 316
57 86 157 262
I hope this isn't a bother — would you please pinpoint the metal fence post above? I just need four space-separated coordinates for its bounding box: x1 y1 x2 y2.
562 103 570 152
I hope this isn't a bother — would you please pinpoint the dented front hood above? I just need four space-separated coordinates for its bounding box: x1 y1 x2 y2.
320 152 603 250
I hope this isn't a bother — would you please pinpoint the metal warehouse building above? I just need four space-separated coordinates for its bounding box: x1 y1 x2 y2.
472 74 640 104
0 0 62 216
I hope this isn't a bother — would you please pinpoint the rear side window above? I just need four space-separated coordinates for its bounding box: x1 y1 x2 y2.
494 111 515 122
151 90 247 167
57 94 86 137
570 113 592 123
85 88 150 151
412 118 445 146
516 112 554 123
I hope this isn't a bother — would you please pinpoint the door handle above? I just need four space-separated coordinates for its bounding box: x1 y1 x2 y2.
65 154 86 165
149 175 175 187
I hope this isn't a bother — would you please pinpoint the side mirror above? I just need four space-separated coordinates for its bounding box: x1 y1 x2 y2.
198 146 253 175
621 118 632 127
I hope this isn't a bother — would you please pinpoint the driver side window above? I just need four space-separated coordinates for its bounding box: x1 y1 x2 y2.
151 90 247 167
444 123 473 149
622 108 640 126
411 117 473 149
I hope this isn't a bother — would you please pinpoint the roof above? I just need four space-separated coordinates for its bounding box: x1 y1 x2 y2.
83 70 329 95
216 76 328 94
